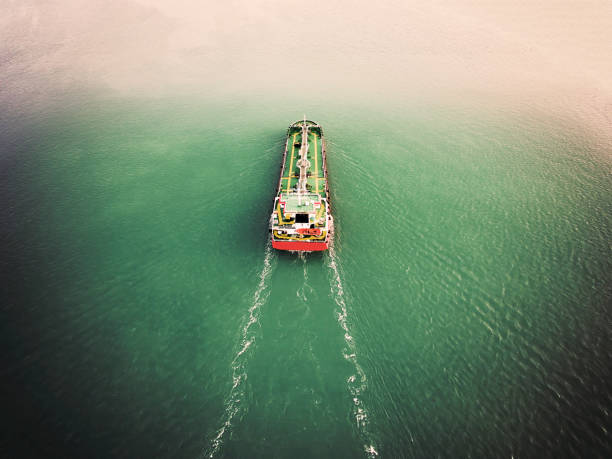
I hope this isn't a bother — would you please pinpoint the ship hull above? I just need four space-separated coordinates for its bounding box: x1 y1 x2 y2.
269 120 332 252
271 240 329 251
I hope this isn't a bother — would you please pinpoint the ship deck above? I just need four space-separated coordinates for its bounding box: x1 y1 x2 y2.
279 127 327 199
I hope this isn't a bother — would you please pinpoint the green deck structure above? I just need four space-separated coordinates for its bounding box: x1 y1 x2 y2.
280 193 319 213
279 125 327 198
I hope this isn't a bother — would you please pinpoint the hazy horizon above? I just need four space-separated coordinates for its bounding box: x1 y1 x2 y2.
2 1 611 94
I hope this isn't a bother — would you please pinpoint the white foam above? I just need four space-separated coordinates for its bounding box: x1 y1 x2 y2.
296 252 313 302
205 244 275 458
326 244 379 458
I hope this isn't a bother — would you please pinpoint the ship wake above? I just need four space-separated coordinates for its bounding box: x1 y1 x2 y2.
296 252 313 302
205 243 275 458
326 245 379 458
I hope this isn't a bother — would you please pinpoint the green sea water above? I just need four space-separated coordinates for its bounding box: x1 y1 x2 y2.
2 92 610 458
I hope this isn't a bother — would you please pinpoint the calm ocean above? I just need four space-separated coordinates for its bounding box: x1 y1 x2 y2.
2 1 611 457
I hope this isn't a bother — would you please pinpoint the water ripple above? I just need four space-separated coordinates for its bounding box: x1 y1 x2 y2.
205 244 275 458
327 244 379 458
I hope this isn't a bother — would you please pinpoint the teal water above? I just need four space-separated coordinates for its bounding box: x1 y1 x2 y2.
2 94 610 457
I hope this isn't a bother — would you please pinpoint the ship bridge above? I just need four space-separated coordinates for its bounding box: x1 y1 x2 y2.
279 192 321 214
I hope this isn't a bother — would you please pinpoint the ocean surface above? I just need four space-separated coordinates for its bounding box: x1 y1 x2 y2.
2 1 612 458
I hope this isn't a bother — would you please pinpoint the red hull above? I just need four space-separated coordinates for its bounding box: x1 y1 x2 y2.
271 239 328 252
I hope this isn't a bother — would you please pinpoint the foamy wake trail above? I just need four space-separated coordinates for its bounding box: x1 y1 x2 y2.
205 244 275 458
296 252 313 302
326 245 379 458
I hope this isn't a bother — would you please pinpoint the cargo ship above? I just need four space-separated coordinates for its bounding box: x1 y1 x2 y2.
269 118 333 252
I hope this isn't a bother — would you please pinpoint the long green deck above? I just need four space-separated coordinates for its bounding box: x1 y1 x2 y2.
279 124 327 198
